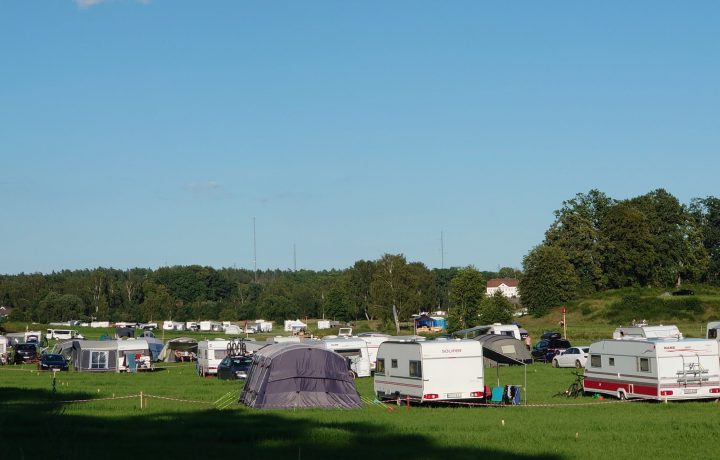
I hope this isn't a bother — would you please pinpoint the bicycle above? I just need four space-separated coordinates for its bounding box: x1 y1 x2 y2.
554 371 585 398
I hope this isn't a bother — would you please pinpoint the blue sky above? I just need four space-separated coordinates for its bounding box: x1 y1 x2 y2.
1 1 718 274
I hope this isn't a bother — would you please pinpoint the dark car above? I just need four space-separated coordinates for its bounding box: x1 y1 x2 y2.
13 343 38 364
532 338 571 362
217 355 254 380
38 353 69 371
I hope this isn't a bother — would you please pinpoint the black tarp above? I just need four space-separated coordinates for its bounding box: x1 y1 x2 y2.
472 335 533 367
239 342 362 409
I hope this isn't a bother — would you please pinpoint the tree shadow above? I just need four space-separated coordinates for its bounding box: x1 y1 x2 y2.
0 387 564 460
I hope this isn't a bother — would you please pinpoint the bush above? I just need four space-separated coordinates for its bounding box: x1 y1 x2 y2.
603 293 705 323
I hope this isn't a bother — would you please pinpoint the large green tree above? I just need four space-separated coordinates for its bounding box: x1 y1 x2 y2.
447 266 484 331
628 189 708 286
478 290 513 324
600 202 656 288
690 196 720 284
519 244 579 316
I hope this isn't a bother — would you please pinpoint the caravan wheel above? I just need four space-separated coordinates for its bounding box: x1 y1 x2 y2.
617 390 627 401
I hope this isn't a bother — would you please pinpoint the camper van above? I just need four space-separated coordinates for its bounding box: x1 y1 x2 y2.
583 338 720 401
322 337 371 377
612 324 683 340
46 329 84 341
374 339 485 403
196 339 229 376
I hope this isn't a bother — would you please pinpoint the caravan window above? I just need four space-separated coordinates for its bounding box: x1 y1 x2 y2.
376 359 385 374
90 351 108 369
638 358 650 372
213 349 228 360
336 349 361 359
391 359 398 368
409 360 422 378
710 329 718 340
590 355 601 368
609 357 615 366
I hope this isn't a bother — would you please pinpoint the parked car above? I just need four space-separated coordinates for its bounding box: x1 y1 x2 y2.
38 353 69 371
532 338 571 362
216 355 254 380
551 346 590 368
13 343 39 364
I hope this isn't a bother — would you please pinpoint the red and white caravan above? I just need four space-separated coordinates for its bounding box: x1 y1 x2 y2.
583 338 720 401
373 339 484 403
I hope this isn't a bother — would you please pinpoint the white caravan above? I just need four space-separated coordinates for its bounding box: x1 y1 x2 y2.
707 321 720 340
374 339 485 403
0 336 8 364
583 338 720 401
358 333 392 370
196 339 229 376
612 324 682 340
453 324 522 341
322 337 371 378
46 329 84 340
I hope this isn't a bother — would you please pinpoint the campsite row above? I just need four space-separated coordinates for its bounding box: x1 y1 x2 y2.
3 321 720 407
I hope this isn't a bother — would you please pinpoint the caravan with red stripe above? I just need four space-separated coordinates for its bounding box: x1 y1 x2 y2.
584 332 720 401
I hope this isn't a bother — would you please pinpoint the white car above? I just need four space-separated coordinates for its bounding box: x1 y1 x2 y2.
552 346 590 368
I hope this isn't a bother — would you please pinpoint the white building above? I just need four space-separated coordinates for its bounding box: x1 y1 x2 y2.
486 278 519 298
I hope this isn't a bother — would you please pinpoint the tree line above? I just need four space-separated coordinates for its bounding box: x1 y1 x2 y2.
0 259 520 330
2 188 718 326
519 189 720 315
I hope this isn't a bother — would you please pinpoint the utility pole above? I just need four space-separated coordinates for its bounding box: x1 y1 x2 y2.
293 243 297 271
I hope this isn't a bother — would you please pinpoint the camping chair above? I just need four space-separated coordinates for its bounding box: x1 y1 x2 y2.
490 386 505 404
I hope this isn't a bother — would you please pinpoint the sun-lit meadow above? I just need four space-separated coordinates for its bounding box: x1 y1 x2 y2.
2 358 719 460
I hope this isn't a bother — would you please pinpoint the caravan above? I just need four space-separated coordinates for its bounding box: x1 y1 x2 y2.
613 325 682 340
453 324 523 341
583 338 720 401
358 333 391 371
46 329 84 341
374 339 485 402
322 337 371 377
196 339 229 376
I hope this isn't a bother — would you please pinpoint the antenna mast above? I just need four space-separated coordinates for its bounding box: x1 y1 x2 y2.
253 217 257 283
441 230 445 269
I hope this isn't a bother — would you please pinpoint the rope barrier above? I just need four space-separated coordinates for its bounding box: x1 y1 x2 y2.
377 396 642 408
59 394 141 404
143 394 214 404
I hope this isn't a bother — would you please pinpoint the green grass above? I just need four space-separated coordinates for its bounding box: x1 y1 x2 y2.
2 362 719 460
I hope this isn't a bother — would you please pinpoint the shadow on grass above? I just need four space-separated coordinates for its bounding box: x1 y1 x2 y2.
0 387 564 460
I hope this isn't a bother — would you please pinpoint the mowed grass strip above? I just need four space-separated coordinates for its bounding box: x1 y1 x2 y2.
1 363 718 460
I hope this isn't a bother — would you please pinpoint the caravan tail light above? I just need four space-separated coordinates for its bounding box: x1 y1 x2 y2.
470 391 484 397
709 388 720 394
660 390 674 396
423 394 439 400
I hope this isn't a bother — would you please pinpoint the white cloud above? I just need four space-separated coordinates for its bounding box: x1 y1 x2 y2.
75 0 108 8
187 181 221 192
74 0 151 8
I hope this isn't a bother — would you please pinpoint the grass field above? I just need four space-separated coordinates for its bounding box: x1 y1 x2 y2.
2 361 719 460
